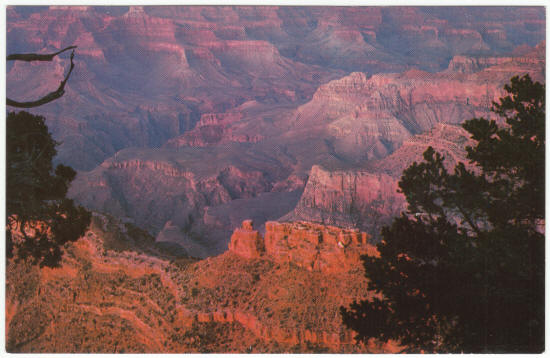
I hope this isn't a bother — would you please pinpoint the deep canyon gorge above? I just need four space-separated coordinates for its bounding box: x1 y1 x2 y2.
6 5 545 353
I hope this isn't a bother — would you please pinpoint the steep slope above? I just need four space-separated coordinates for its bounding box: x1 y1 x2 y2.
283 166 404 236
372 122 475 177
7 213 195 353
285 123 474 238
7 216 399 353
280 55 543 164
68 143 300 257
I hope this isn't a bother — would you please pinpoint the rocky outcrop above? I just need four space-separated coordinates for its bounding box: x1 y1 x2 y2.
180 223 401 353
447 54 545 74
285 123 474 237
264 221 378 273
284 165 406 235
196 112 243 127
163 112 248 147
228 220 378 273
373 123 474 176
283 61 535 165
228 220 264 259
166 125 265 147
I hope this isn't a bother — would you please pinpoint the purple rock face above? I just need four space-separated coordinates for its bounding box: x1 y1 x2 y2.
7 6 545 256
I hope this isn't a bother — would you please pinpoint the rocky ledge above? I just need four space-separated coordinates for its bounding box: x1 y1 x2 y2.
228 219 378 273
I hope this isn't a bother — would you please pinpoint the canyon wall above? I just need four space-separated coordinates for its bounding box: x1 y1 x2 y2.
285 166 405 235
68 145 299 257
284 123 474 237
68 47 544 256
8 6 545 257
7 213 399 353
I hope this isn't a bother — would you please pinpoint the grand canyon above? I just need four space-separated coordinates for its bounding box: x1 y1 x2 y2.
5 6 545 353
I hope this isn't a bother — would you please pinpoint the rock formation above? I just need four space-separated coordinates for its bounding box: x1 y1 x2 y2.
285 165 405 235
285 123 474 237
447 53 545 74
227 220 264 259
228 220 378 274
372 122 475 177
68 143 300 257
264 221 378 273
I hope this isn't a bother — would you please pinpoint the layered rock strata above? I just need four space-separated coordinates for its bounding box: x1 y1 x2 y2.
228 220 378 273
284 123 475 237
7 214 399 353
9 6 545 260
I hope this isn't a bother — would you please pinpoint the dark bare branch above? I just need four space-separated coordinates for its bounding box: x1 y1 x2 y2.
6 45 77 62
6 49 76 108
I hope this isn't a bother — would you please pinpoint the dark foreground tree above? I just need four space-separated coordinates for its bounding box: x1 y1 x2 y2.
7 111 91 267
341 75 544 353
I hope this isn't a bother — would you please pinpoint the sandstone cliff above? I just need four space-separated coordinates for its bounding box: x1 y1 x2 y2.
284 165 405 237
227 220 265 259
228 220 378 273
284 123 473 238
447 53 545 74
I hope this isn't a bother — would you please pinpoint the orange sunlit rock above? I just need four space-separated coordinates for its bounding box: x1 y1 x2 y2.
7 214 396 353
230 219 378 274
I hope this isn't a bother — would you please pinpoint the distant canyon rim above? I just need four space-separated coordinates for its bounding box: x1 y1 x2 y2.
5 6 545 353
7 6 545 257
